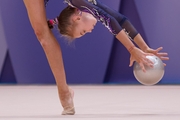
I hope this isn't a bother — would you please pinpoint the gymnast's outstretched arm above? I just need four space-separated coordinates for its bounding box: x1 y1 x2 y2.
93 0 169 61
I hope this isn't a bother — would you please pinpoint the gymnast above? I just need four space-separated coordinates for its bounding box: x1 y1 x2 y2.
24 0 169 115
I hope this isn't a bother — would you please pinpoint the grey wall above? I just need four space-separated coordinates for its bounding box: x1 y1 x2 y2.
0 0 179 84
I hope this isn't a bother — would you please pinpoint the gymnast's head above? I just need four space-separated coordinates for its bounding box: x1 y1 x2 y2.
48 6 97 40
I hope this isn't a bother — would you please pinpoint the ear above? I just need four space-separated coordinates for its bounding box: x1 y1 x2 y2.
72 14 81 22
73 8 82 20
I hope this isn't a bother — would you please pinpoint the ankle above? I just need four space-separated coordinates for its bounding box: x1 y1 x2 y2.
57 85 69 94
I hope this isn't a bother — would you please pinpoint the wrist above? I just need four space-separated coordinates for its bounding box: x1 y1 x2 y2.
134 34 150 52
128 45 136 53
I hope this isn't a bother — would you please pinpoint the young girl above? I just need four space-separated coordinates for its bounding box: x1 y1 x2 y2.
48 0 169 71
29 0 168 115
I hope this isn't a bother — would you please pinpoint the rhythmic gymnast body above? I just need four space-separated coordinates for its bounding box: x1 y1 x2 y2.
24 0 169 115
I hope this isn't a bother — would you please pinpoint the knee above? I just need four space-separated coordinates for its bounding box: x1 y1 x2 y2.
33 27 50 47
34 26 45 40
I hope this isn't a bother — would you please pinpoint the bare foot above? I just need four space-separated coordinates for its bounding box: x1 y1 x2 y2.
60 87 75 115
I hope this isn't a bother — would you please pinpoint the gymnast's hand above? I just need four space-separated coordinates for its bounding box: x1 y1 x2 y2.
144 47 169 66
129 47 154 72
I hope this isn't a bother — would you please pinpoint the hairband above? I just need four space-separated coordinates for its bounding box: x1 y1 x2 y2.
48 17 58 29
49 17 58 25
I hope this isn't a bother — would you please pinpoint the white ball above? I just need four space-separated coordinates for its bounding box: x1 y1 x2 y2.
133 55 165 85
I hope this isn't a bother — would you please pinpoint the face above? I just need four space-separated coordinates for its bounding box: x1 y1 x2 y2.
73 12 97 38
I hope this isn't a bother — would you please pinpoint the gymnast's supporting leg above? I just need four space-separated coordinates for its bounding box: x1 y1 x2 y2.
23 0 75 115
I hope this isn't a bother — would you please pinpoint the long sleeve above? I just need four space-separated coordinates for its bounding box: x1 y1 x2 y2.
89 0 126 25
91 0 139 40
